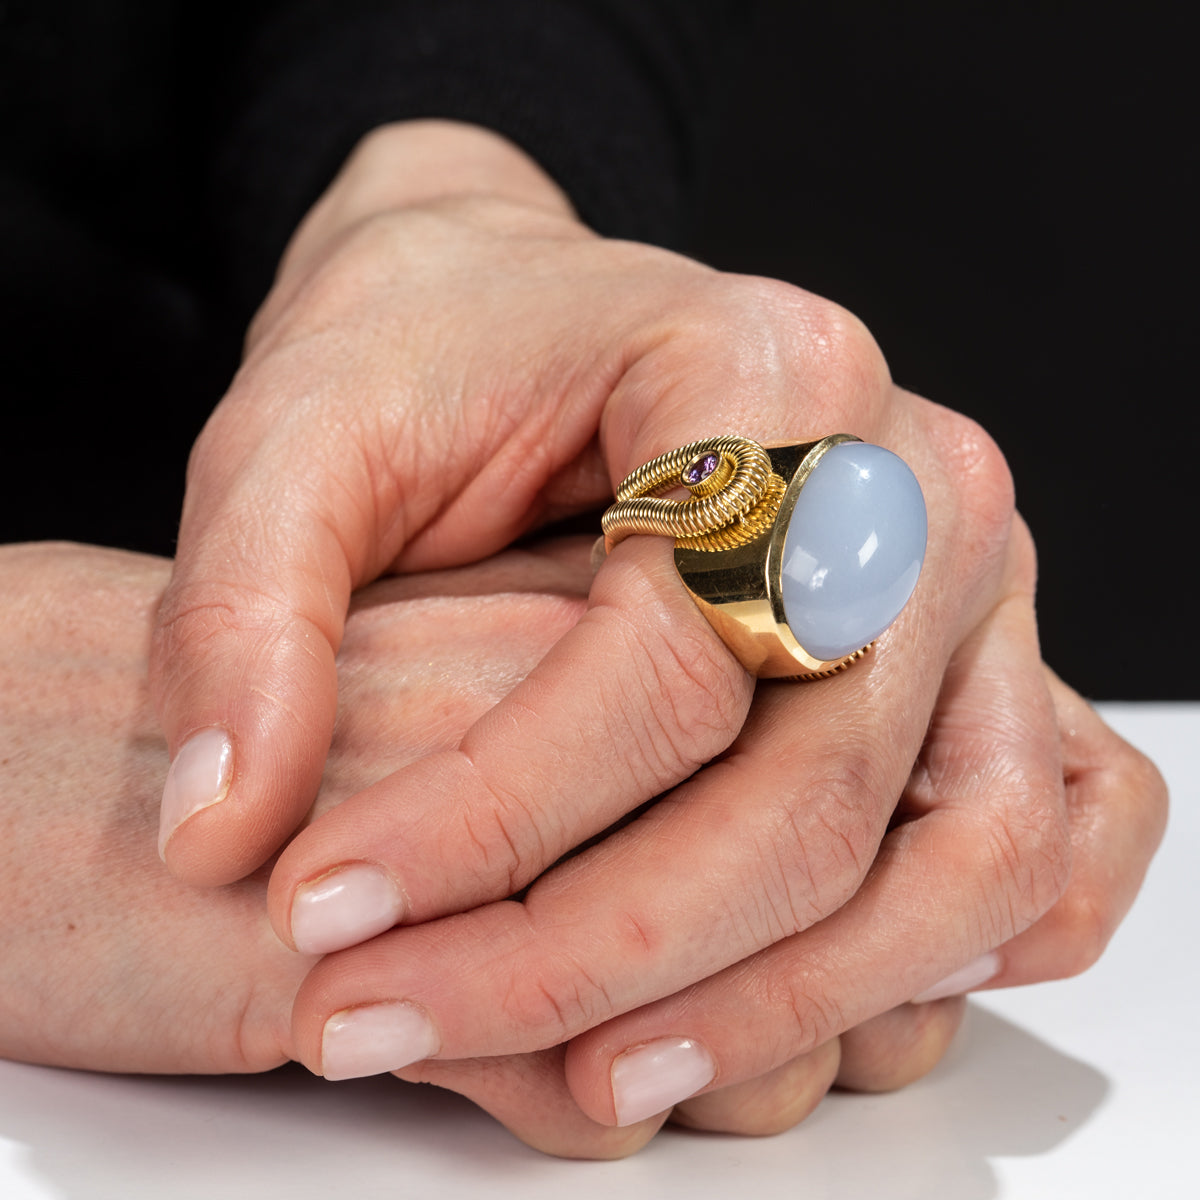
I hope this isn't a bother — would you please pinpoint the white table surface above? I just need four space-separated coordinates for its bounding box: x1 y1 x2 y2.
2 703 1196 1199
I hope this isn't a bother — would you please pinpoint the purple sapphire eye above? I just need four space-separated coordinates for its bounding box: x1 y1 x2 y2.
682 452 721 487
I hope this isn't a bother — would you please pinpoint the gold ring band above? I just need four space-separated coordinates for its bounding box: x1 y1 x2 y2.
601 434 927 680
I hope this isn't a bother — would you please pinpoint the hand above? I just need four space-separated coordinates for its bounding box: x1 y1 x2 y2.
148 120 1163 1127
4 542 1158 1153
0 543 305 1075
1 539 861 1156
0 540 648 1155
150 117 969 888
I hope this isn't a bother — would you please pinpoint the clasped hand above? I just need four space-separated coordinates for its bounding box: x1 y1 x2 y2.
1 122 1163 1159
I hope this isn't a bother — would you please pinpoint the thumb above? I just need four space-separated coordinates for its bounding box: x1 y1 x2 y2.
149 399 363 885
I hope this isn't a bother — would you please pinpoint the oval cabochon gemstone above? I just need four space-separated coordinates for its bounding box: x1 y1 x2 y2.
779 442 927 661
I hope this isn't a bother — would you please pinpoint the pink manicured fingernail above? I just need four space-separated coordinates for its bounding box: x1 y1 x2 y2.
158 728 233 858
290 863 406 954
611 1037 716 1126
913 952 1002 1003
321 1003 439 1081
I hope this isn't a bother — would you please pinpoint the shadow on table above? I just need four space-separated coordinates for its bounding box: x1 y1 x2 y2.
0 1005 1107 1199
730 1002 1112 1198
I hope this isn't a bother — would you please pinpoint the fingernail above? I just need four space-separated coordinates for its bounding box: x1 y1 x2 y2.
158 728 234 858
611 1037 716 1126
912 951 1002 1004
321 1002 439 1081
290 863 406 954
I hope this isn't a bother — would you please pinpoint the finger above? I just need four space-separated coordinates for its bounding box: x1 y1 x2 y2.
559 547 1069 1125
150 377 367 885
392 1048 664 1160
834 997 966 1093
669 1039 841 1136
963 666 1168 989
657 1000 963 1137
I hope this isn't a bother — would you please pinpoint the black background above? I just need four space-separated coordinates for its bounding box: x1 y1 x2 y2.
3 2 1193 700
689 2 1196 699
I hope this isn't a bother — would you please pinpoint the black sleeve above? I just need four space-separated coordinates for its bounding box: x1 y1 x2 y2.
208 0 750 308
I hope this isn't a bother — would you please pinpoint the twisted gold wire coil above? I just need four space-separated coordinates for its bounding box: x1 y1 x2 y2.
602 435 784 551
789 643 872 681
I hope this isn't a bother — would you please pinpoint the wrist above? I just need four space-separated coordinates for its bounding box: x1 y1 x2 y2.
279 119 579 276
351 120 575 215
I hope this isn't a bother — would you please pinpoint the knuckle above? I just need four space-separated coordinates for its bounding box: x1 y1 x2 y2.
154 576 283 651
1042 884 1118 978
774 977 851 1056
457 770 552 897
645 627 747 771
761 759 884 934
152 589 242 678
931 408 1016 554
182 412 236 500
1006 511 1040 594
499 948 614 1046
263 218 392 331
980 784 1073 940
182 374 283 497
150 578 331 707
1114 740 1170 848
654 274 889 430
1040 739 1167 980
609 598 750 792
722 277 890 410
734 948 850 1060
790 289 890 394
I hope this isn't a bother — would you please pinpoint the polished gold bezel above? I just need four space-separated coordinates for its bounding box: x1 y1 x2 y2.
674 434 868 678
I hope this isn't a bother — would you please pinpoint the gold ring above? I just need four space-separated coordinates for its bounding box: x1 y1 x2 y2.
601 434 927 679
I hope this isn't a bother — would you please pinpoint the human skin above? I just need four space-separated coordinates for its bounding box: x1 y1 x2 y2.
1 540 971 1158
146 122 1166 1123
